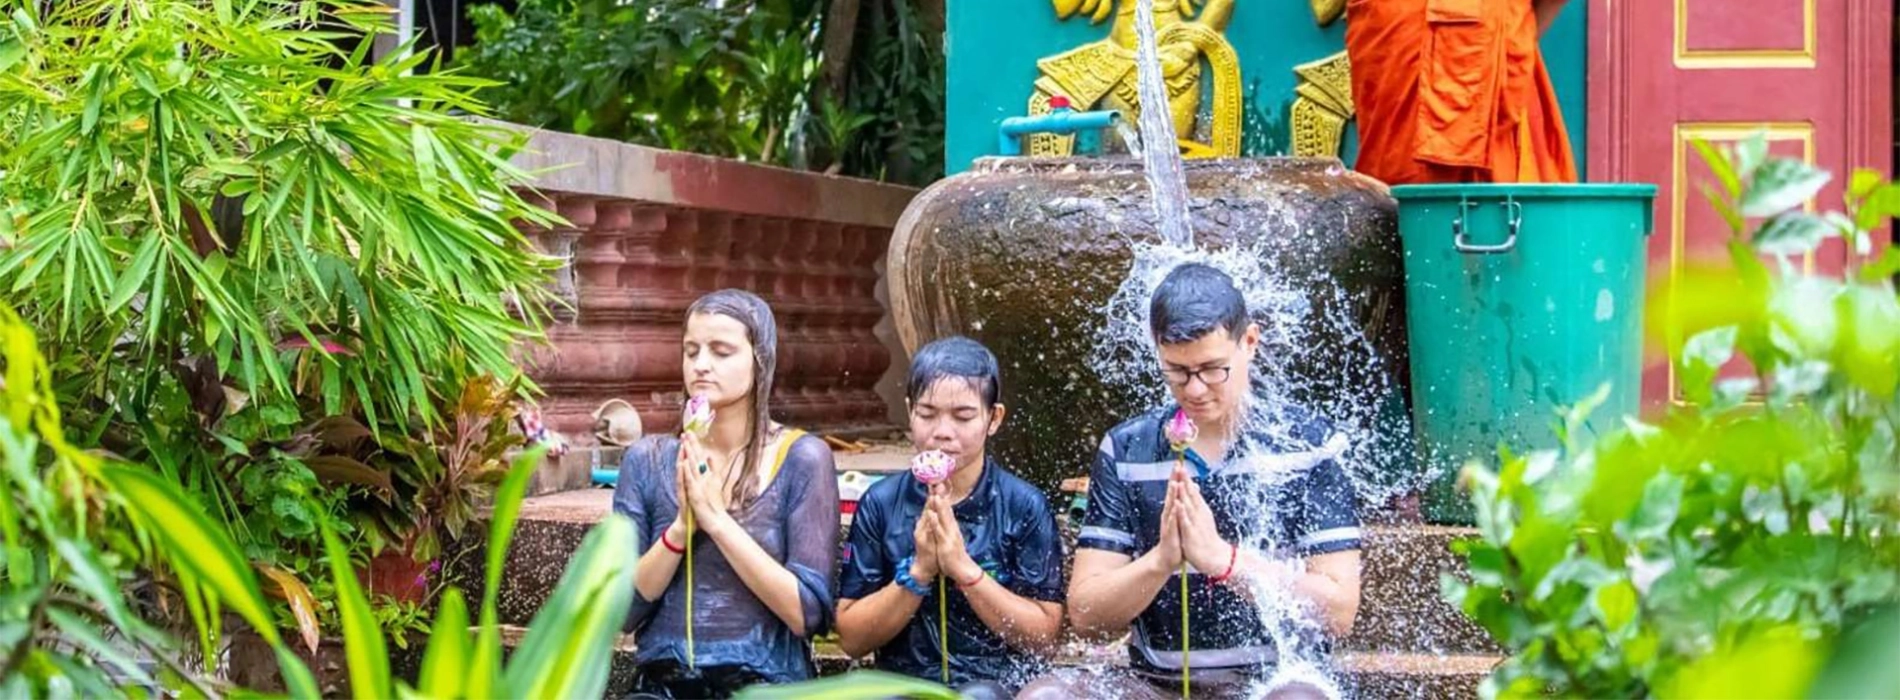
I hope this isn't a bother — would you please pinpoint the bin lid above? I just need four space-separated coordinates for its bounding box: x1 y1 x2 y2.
1391 183 1658 201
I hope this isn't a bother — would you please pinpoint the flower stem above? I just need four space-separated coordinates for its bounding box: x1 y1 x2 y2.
939 579 950 684
685 508 695 670
1178 452 1190 699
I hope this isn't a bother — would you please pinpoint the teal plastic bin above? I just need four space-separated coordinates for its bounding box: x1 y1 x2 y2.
1394 184 1657 524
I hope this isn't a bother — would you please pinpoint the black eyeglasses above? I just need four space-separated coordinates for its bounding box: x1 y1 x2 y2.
1161 365 1233 387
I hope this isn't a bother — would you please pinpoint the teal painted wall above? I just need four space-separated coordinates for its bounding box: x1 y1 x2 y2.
945 1 1587 179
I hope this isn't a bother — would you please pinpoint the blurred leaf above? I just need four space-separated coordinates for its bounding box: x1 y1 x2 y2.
321 519 388 699
1847 169 1883 200
0 39 22 73
45 607 155 687
1662 626 1824 700
469 445 546 699
1754 212 1835 256
1592 579 1639 632
1678 326 1737 405
418 588 470 698
1835 286 1900 397
1807 606 1900 699
1768 278 1842 358
1691 138 1743 202
732 670 962 700
502 515 638 699
1735 133 1770 180
1742 159 1831 218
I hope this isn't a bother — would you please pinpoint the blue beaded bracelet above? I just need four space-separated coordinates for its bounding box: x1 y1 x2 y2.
894 555 934 597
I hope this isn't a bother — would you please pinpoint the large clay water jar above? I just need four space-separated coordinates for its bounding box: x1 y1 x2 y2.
887 157 1410 494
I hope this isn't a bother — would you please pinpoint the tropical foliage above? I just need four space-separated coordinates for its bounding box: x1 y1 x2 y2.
0 0 559 645
458 0 946 185
5 297 639 697
1449 138 1900 698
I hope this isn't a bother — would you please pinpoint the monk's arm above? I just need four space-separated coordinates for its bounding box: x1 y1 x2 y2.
1534 0 1569 35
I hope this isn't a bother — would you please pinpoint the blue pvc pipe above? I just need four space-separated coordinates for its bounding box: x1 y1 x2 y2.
997 110 1120 156
592 468 619 487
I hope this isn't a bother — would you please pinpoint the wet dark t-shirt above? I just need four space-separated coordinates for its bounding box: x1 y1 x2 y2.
838 457 1065 690
1075 404 1362 678
611 432 840 684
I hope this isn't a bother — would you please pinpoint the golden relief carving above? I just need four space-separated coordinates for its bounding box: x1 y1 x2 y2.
1291 0 1351 158
1310 0 1344 26
1290 50 1353 157
1029 0 1241 158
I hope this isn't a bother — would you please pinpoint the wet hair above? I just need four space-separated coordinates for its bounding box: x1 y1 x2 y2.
906 336 1003 409
1149 262 1250 344
685 289 779 511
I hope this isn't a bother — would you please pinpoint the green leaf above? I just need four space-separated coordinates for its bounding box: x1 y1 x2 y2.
470 445 546 699
483 445 546 607
1768 278 1843 358
275 643 319 700
0 39 23 73
1679 326 1738 403
1735 133 1769 179
1807 605 1900 699
1846 168 1883 201
503 515 638 699
1592 579 1639 632
418 588 470 698
732 671 961 700
1625 472 1682 540
1753 212 1835 256
1509 513 1569 594
321 518 388 698
1690 138 1742 201
298 455 395 501
1835 286 1900 398
101 465 280 646
1742 159 1831 218
46 607 155 687
1662 626 1824 699
105 234 164 313
1854 182 1900 234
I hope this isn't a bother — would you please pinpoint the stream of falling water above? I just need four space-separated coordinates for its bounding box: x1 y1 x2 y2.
1131 0 1194 248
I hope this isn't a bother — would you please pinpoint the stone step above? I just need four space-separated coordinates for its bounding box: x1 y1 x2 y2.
495 625 1494 699
449 490 1497 659
1346 526 1498 655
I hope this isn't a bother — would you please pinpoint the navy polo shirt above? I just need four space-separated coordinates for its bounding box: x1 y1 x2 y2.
1075 404 1363 677
839 457 1065 689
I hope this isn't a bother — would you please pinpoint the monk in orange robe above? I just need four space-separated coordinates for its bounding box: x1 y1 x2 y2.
1346 0 1578 185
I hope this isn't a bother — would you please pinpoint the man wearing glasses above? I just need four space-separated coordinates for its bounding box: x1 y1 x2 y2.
1020 263 1362 699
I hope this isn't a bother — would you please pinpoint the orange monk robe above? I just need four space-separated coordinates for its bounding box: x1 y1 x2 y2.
1345 0 1578 186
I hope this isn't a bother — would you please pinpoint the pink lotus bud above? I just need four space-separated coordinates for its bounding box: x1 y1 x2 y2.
682 395 714 438
1165 408 1198 452
910 450 955 486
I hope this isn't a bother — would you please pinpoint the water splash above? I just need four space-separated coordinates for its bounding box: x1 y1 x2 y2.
1114 119 1145 158
1131 0 1194 247
1084 3 1421 698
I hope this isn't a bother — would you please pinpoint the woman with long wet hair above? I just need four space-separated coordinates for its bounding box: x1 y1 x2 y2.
612 289 841 698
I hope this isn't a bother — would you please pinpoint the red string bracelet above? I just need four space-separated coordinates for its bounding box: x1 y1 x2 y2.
1206 543 1239 586
957 569 987 589
660 530 686 554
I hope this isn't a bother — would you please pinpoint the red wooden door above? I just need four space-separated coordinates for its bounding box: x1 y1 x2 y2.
1588 0 1894 410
